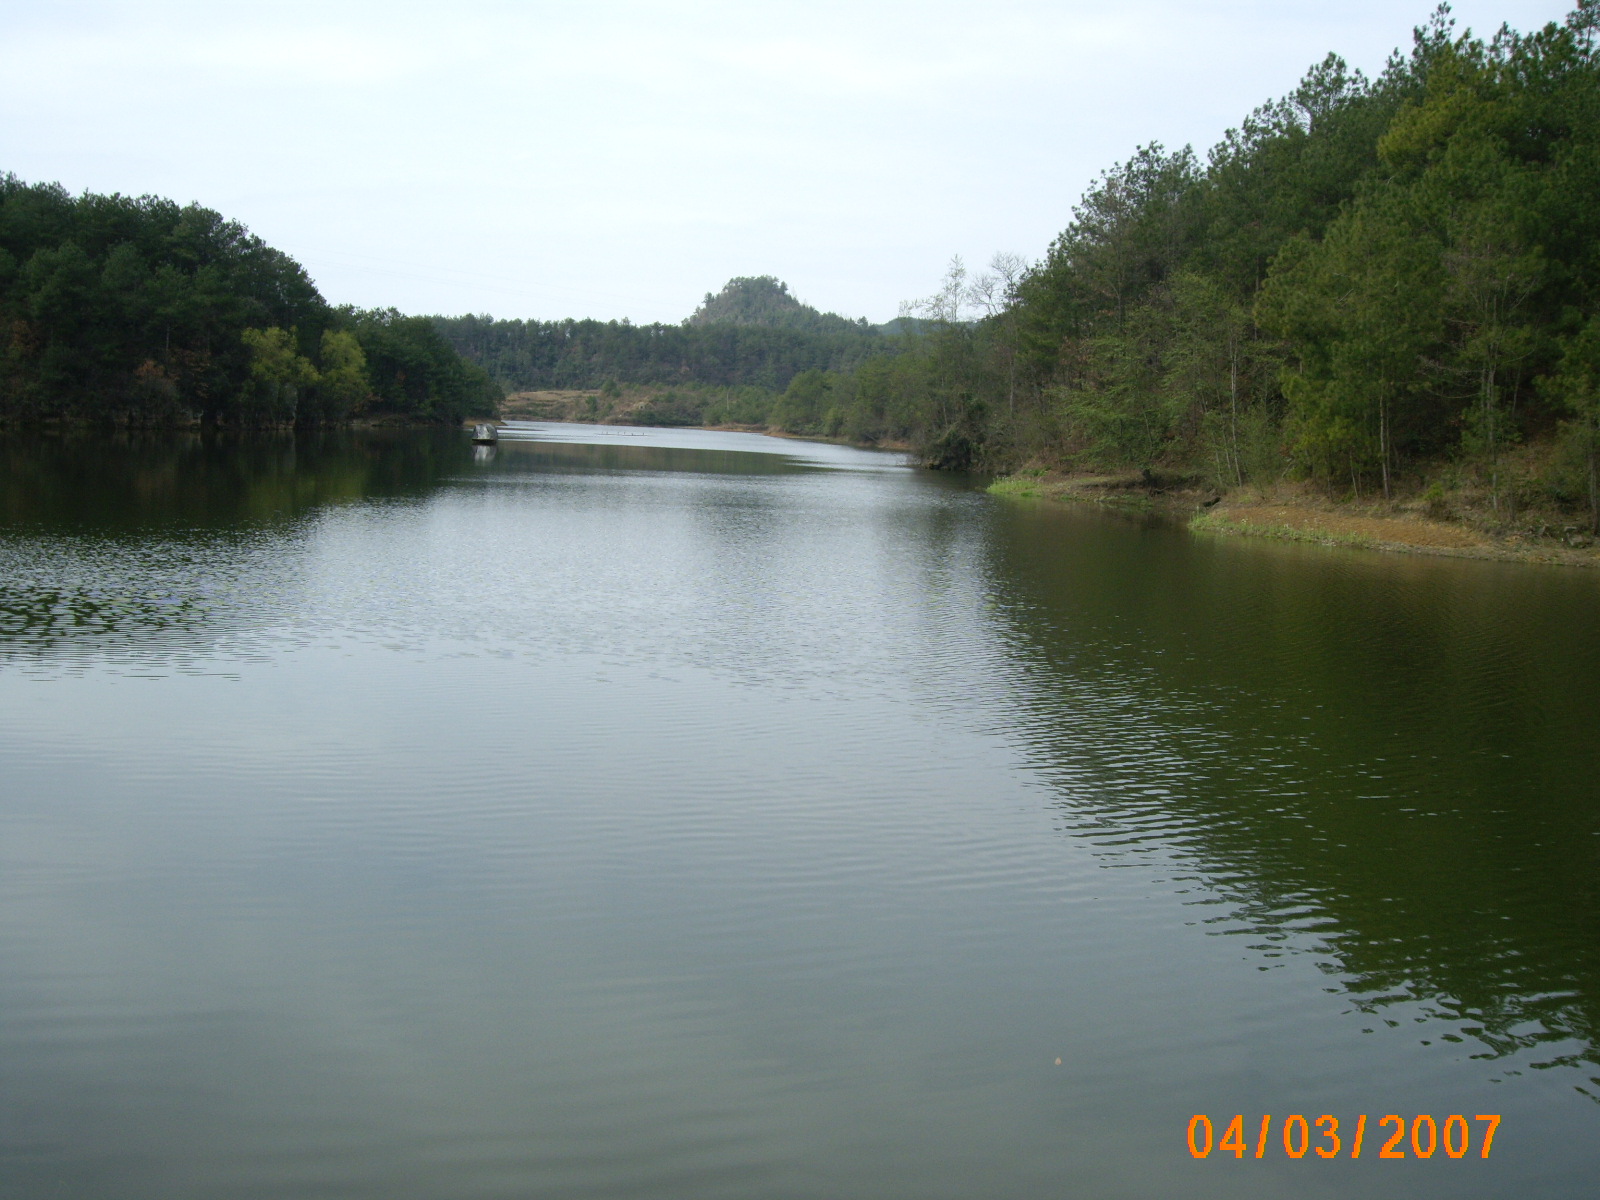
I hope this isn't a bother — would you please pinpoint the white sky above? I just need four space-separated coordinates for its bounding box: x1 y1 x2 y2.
0 0 1577 324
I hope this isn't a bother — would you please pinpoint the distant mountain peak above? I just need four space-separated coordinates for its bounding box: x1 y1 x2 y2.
688 276 866 333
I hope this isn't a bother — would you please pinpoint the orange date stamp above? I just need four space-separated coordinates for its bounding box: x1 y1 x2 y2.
1187 1113 1501 1160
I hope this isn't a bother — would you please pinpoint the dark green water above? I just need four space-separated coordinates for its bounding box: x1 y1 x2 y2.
1 423 1597 1199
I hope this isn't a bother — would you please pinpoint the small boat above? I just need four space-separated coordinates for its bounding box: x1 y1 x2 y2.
471 423 498 445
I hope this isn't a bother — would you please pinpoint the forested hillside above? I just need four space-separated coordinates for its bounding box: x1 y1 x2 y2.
0 178 501 425
487 3 1590 532
801 2 1600 531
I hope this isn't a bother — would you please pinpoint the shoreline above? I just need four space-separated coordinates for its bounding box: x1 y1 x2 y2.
481 411 912 453
987 472 1600 570
3 413 464 433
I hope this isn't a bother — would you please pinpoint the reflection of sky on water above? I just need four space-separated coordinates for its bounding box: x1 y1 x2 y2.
1 427 1597 1198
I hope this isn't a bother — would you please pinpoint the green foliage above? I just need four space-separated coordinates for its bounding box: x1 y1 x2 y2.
344 308 501 424
838 352 928 444
29 0 1595 498
770 369 832 433
773 0 1600 511
0 175 495 426
1546 311 1600 529
688 276 868 334
241 327 317 425
1049 325 1175 467
629 389 703 427
1258 186 1448 491
433 302 892 396
314 329 373 421
1251 6 1600 504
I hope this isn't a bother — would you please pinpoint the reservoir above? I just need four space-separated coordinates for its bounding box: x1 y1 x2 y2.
1 423 1597 1198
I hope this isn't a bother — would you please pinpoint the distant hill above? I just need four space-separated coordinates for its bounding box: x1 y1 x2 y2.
434 276 922 394
688 276 869 335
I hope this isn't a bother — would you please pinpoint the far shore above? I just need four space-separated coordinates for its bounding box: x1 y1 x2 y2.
468 402 913 453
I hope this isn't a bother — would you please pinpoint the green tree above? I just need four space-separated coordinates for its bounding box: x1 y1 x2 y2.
1258 189 1445 496
1549 313 1600 532
1164 272 1275 488
771 369 832 433
314 328 372 420
241 326 317 424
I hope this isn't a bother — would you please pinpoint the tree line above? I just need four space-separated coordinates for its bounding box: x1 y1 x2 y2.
432 276 896 395
432 312 891 394
0 176 501 426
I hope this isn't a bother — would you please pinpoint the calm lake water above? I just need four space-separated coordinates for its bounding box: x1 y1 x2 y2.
1 423 1597 1199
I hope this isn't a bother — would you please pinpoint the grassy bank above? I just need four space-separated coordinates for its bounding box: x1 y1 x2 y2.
985 469 1208 514
988 461 1600 570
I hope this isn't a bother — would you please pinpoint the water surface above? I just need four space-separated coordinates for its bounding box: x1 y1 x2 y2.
2 423 1597 1198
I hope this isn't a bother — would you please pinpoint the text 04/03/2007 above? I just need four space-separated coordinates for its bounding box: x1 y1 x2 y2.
1186 1113 1501 1160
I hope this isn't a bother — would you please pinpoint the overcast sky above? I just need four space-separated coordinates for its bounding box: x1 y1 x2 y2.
0 0 1577 324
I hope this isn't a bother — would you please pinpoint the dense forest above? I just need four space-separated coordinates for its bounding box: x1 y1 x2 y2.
799 2 1600 530
0 177 501 426
457 3 1599 531
433 276 895 394
7 2 1598 534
